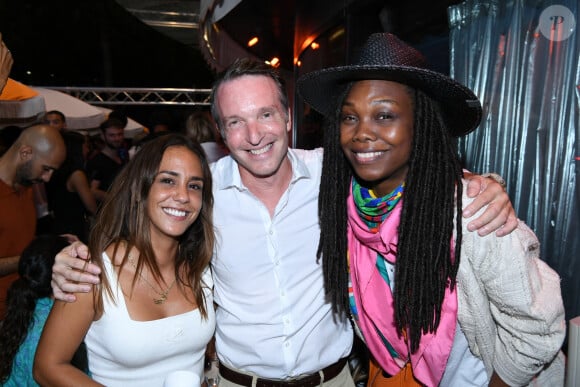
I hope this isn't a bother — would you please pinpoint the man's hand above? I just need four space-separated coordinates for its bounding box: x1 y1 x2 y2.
51 241 101 302
463 174 518 237
0 33 14 94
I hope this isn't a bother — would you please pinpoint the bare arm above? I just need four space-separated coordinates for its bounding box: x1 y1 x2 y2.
51 242 101 302
34 291 100 386
69 170 97 215
0 256 19 276
462 173 517 237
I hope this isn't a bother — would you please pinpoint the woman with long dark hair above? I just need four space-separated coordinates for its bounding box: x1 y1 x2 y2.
46 131 97 242
298 33 565 387
34 134 216 386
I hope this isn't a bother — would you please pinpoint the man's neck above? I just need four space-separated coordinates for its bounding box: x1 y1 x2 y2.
239 156 293 217
0 156 16 188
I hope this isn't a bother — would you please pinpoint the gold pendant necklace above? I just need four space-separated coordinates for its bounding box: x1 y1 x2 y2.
151 281 176 304
128 255 176 305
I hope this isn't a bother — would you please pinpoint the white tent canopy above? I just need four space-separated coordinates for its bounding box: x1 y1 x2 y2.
36 87 146 138
0 80 45 128
33 87 106 130
0 84 145 138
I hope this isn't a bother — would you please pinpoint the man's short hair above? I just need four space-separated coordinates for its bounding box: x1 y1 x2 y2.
99 118 125 133
45 110 66 122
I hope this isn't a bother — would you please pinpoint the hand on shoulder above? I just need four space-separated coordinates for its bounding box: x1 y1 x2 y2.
52 242 101 302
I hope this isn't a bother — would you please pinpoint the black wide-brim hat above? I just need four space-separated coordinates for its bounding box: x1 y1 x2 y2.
297 33 482 137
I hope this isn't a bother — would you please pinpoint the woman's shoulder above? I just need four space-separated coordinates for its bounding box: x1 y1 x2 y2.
460 179 536 239
103 242 132 265
458 180 540 268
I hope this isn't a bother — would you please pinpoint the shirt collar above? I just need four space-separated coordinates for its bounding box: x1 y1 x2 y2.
215 149 312 191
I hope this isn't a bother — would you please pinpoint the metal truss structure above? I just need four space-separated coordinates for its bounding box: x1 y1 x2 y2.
46 87 212 107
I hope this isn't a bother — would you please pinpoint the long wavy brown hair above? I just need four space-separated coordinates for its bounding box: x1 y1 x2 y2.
90 134 215 318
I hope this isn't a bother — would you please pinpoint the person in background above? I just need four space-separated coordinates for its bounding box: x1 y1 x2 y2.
43 110 67 132
0 124 65 317
185 111 228 163
86 133 105 161
50 58 518 387
104 110 132 161
34 110 67 235
34 134 216 386
298 32 565 387
86 118 127 203
46 131 97 242
108 110 128 130
0 234 89 386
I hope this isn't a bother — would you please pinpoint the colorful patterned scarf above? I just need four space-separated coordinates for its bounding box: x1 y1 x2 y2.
348 178 404 343
347 178 458 386
351 179 404 233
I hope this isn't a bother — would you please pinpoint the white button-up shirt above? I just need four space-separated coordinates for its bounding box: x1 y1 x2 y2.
211 148 353 379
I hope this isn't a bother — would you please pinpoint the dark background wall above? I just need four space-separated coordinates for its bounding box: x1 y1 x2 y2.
0 0 215 131
0 0 214 88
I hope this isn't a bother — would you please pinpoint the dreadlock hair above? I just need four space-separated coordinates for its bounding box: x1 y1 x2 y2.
317 86 352 319
318 84 464 353
0 235 69 383
396 88 464 352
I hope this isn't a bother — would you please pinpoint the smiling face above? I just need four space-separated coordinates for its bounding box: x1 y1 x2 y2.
147 146 204 243
215 74 291 181
340 80 414 197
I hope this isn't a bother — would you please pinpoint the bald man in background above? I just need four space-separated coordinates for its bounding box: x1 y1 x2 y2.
0 124 65 317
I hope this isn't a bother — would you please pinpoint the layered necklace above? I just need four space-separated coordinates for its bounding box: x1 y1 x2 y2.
128 255 176 305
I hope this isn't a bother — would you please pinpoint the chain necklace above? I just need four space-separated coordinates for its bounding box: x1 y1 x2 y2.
128 255 176 305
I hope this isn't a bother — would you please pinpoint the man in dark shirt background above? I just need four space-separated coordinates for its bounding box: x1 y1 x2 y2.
86 118 127 203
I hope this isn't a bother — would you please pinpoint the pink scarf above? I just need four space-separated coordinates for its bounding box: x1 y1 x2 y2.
347 191 458 387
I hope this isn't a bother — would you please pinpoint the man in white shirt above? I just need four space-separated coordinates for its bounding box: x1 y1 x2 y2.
51 58 516 386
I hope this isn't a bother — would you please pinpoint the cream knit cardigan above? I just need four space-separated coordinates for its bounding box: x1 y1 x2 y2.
456 184 566 387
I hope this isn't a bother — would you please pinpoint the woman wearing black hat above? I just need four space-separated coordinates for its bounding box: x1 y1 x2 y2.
298 33 565 387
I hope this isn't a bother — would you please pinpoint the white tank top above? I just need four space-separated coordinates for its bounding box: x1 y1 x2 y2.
84 252 215 386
